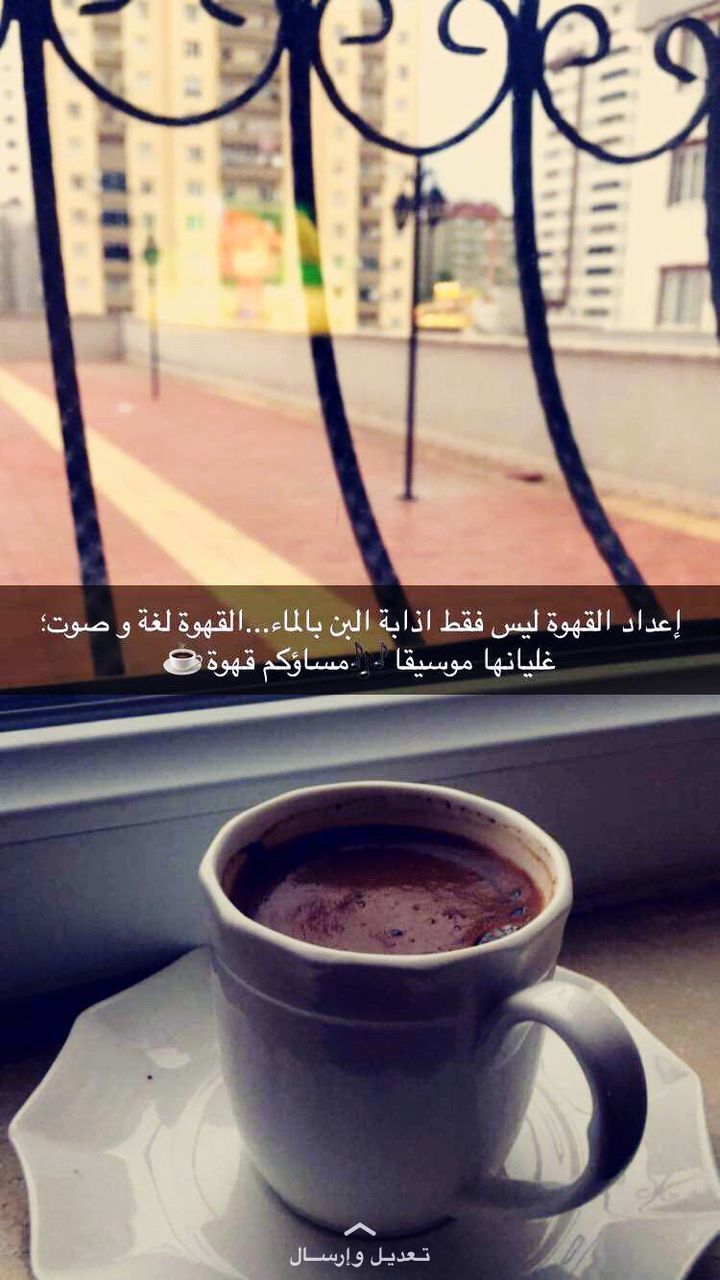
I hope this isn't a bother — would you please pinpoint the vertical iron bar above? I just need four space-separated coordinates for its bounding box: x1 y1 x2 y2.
511 0 661 614
285 7 414 612
705 42 720 336
402 156 422 502
19 5 123 676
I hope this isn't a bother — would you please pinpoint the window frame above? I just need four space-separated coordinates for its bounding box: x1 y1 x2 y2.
657 263 708 326
667 139 706 206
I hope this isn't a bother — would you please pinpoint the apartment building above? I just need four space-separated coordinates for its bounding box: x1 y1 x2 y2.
535 0 642 328
1 0 419 334
0 25 43 314
0 24 33 214
618 0 716 334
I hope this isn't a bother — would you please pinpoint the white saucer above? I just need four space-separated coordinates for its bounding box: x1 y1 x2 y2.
163 657 203 676
10 950 720 1280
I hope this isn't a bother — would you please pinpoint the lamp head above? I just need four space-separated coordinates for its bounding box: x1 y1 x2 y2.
393 191 413 232
426 184 447 229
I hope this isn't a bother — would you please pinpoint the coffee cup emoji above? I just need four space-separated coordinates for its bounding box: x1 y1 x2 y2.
165 648 201 675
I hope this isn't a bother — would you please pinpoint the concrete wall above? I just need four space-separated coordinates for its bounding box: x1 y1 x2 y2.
0 314 122 362
123 317 720 510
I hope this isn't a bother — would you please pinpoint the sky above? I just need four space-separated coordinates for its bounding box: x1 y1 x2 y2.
416 0 515 209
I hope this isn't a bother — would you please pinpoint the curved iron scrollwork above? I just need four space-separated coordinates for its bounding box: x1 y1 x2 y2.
3 0 718 657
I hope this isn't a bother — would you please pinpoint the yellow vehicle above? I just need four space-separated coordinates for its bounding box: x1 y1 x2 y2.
415 280 474 332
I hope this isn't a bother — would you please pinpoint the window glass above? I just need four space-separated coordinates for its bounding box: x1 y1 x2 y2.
0 0 717 700
668 143 705 205
659 266 707 325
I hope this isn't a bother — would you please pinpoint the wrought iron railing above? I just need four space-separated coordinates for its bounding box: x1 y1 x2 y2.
3 0 717 675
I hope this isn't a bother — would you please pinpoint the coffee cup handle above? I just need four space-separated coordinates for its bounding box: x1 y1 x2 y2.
470 978 648 1217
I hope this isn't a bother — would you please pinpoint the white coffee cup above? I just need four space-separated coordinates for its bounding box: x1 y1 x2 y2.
199 781 647 1237
167 647 199 673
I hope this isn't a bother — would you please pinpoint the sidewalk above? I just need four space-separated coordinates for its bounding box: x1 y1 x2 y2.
0 360 718 587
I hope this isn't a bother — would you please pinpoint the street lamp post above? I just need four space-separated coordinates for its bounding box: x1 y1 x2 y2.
143 233 161 400
393 161 447 501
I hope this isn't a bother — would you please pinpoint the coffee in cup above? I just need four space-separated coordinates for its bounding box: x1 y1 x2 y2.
223 824 544 954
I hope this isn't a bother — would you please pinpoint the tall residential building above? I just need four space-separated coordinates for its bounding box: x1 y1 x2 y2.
0 25 42 314
0 25 33 213
535 0 642 328
619 0 716 334
2 0 420 332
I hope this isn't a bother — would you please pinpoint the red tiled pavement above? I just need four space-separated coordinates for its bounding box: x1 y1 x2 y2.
3 359 720 587
0 377 196 588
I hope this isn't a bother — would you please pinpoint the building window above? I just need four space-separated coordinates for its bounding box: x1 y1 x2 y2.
101 209 129 226
104 243 131 261
187 145 204 162
658 266 707 325
184 40 201 57
184 76 202 98
101 170 126 192
668 142 705 205
186 214 205 230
